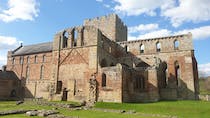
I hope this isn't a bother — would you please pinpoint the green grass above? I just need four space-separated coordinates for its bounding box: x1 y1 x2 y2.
0 101 210 118
95 101 210 118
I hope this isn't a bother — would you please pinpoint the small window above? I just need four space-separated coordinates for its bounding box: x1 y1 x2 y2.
34 55 38 63
27 56 30 64
140 44 145 53
42 55 46 63
135 76 145 89
175 61 181 86
156 42 161 52
12 58 15 65
174 40 179 50
102 73 106 87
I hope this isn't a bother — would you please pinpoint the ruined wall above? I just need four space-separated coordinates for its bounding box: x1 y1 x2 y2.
84 14 127 42
51 26 101 102
119 33 198 100
98 64 123 102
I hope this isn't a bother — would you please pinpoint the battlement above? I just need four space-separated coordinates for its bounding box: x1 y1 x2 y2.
84 14 127 42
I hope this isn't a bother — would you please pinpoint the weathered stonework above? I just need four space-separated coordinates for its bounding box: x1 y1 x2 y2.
2 14 199 102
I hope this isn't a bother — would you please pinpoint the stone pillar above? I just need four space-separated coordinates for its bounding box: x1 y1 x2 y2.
67 28 73 48
77 27 84 46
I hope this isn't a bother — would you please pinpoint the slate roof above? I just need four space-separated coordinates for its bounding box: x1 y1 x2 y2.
12 42 53 56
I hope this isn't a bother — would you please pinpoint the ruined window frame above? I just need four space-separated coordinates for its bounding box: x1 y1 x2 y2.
140 44 145 53
156 42 161 52
42 55 46 63
174 40 179 50
19 56 23 64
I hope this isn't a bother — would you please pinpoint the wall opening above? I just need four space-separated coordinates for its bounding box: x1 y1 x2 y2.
140 44 145 53
174 40 179 50
102 73 106 87
20 57 23 64
34 55 37 63
175 61 181 87
156 42 161 52
63 31 68 48
12 58 15 65
74 29 78 46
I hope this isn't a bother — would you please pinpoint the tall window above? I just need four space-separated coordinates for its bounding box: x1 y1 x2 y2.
74 29 78 46
40 65 44 79
42 55 46 63
156 42 161 52
140 44 145 53
125 45 129 52
12 58 15 65
27 56 30 64
34 55 37 63
102 73 106 87
135 76 145 89
26 66 30 80
174 40 179 50
20 57 23 64
175 61 180 86
63 31 68 48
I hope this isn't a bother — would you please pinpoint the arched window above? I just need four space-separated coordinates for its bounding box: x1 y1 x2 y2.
40 65 44 79
63 31 68 48
34 55 37 63
140 44 145 53
125 45 129 52
102 73 106 87
42 55 46 63
156 42 161 52
27 56 30 64
19 57 23 64
12 58 15 65
175 61 180 86
174 40 179 50
74 29 78 46
26 66 30 80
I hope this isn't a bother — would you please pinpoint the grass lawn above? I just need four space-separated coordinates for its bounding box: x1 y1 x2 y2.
0 100 210 118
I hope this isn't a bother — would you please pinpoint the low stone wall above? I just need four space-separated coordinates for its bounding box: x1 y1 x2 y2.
199 94 210 101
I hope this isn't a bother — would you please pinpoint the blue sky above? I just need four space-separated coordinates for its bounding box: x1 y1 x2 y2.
0 0 209 77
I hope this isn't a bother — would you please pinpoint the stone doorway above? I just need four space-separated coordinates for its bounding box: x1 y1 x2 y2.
62 88 68 101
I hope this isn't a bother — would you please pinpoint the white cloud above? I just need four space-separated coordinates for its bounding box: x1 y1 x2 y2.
113 0 171 16
175 25 210 40
162 0 210 27
198 63 210 77
0 36 20 50
128 24 159 33
0 35 21 67
0 0 39 22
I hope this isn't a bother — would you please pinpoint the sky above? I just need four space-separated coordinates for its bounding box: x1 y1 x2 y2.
0 0 209 77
